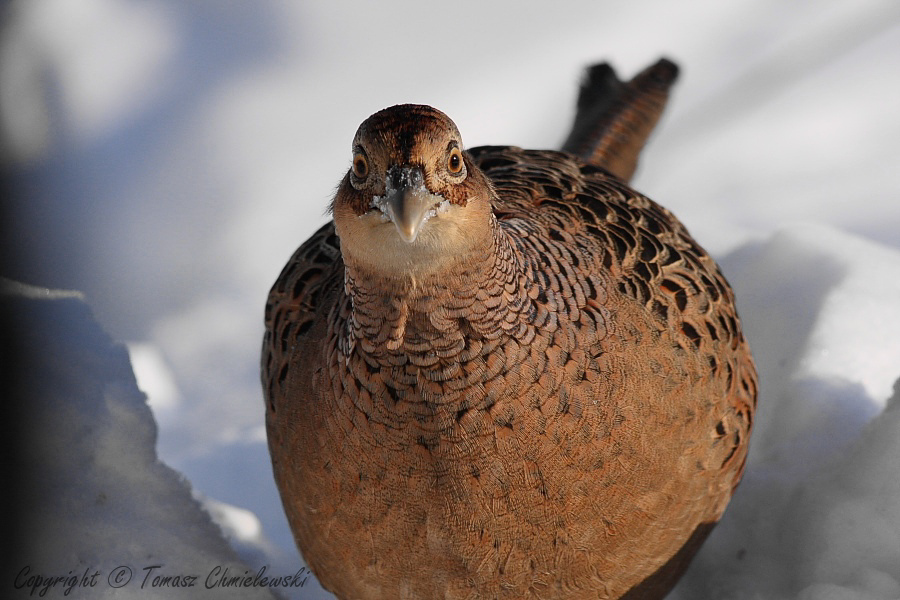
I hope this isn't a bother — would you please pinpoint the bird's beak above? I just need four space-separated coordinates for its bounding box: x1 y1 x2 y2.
376 166 440 243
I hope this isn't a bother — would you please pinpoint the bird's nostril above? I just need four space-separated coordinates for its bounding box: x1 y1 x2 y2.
388 168 403 190
387 166 424 192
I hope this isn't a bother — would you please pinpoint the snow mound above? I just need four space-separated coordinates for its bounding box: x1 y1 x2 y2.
2 280 276 599
670 224 900 600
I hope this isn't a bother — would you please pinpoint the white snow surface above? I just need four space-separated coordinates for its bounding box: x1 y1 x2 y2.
1 280 279 599
2 1 899 598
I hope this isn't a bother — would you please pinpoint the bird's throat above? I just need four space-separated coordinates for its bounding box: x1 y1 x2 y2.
341 222 530 358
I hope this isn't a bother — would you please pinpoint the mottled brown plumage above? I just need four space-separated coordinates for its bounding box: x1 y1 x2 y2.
262 58 757 600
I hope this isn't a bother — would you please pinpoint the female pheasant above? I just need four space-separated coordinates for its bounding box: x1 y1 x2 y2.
262 58 757 599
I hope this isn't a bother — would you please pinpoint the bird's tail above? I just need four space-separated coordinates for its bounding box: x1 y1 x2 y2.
561 58 679 182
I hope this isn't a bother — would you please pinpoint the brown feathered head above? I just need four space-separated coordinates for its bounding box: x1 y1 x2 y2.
331 105 495 279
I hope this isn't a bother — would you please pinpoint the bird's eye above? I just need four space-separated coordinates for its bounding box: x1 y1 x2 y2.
447 146 464 175
352 152 369 179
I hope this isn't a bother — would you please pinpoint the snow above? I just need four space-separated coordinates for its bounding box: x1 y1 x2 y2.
668 229 900 599
1 279 278 598
2 1 899 598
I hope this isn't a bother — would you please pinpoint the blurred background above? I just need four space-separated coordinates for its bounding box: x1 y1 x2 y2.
2 1 899 598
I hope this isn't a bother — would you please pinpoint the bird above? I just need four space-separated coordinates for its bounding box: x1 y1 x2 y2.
262 57 757 600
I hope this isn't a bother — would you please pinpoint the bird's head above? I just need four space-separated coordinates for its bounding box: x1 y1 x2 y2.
331 104 495 279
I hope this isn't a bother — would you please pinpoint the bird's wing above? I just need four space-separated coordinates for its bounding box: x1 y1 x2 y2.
262 222 343 412
470 144 757 485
